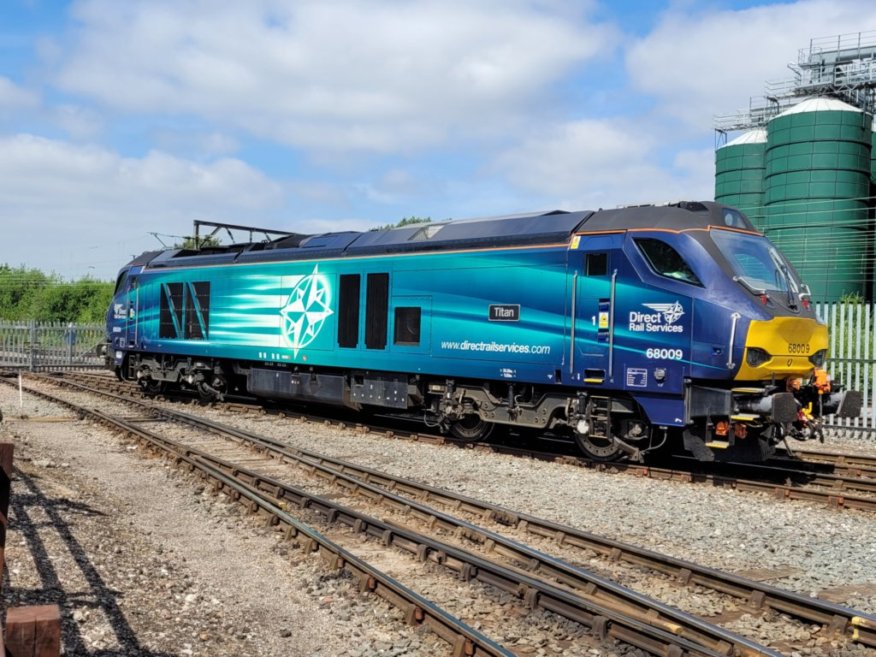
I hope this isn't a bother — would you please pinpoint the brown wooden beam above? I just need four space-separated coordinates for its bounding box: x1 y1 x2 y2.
5 605 60 657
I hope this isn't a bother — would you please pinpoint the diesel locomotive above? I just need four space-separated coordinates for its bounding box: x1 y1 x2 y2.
105 201 861 462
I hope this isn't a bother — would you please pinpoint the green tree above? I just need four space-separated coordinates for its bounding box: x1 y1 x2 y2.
27 278 114 323
0 265 114 323
395 216 432 227
371 216 432 231
0 265 52 319
175 234 222 249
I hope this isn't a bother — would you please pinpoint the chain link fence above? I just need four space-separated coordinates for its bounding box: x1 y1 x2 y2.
0 321 105 371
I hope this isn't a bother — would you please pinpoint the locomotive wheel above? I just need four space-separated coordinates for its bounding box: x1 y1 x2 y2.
138 378 166 395
574 431 623 461
449 415 494 442
197 382 217 402
198 374 227 402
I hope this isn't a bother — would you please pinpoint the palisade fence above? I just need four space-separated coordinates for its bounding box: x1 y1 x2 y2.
815 302 876 432
0 321 105 370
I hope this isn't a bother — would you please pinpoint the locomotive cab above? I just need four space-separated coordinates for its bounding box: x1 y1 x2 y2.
563 203 860 463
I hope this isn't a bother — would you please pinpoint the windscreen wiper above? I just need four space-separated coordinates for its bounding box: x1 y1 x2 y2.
780 264 797 309
733 275 766 295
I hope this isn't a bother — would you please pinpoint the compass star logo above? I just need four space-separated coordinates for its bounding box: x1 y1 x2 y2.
279 266 334 356
643 301 685 324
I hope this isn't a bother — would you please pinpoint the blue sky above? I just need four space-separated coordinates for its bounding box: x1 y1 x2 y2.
1 0 874 280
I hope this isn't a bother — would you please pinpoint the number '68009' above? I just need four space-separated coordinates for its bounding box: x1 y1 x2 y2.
645 348 683 360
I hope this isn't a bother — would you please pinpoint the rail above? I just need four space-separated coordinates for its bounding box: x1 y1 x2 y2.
13 372 876 649
8 376 775 657
3 380 513 657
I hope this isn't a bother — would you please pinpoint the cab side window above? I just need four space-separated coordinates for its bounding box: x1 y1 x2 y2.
635 238 702 286
585 253 607 276
114 271 129 294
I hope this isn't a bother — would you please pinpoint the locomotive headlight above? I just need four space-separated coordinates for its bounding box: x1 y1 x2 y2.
746 347 771 367
809 349 827 367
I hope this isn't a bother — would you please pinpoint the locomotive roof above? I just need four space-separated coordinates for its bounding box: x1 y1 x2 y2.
133 201 754 270
578 201 756 233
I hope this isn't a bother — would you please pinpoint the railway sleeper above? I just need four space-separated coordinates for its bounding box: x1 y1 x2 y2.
14 375 858 655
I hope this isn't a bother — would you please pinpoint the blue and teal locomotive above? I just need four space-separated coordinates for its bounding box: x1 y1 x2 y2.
105 202 860 462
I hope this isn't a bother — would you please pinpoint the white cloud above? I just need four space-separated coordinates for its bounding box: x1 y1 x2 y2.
0 134 285 277
0 135 281 208
355 168 442 205
150 128 240 158
493 118 715 208
492 1 876 211
52 104 104 139
0 76 38 111
55 0 616 153
626 0 876 127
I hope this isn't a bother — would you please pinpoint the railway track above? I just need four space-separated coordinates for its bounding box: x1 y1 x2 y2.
3 374 781 657
774 448 876 479
28 370 876 513
7 372 876 654
2 389 510 656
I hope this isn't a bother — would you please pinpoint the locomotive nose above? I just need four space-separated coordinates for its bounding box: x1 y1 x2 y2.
735 317 828 380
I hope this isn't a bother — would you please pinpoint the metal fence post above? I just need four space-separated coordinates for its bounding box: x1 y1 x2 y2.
65 323 75 366
28 320 36 372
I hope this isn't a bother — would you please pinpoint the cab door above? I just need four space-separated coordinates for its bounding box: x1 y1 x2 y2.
123 274 142 350
569 234 621 385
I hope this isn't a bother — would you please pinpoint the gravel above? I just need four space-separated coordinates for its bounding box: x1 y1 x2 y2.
193 411 876 624
4 377 876 656
0 385 445 656
182 408 876 616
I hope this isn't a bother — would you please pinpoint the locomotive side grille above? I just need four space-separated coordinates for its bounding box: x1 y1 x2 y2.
159 283 183 339
159 281 211 340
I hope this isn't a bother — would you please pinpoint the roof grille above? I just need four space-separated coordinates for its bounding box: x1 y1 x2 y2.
670 201 709 212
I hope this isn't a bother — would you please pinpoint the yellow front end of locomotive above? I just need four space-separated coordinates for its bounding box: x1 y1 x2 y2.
735 317 828 381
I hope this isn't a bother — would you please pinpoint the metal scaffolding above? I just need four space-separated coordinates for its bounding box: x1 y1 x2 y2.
714 31 876 139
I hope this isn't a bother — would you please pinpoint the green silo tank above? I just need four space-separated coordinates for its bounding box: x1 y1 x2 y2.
871 118 876 185
715 128 767 226
764 98 872 302
871 120 876 301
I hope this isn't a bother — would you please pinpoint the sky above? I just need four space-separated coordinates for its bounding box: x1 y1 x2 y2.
1 0 875 280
